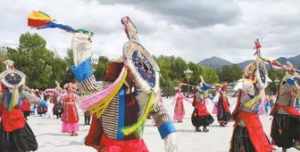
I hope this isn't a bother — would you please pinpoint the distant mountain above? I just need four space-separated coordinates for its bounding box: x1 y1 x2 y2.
276 56 300 68
238 60 253 69
199 54 300 69
276 57 289 65
288 55 300 68
199 56 232 69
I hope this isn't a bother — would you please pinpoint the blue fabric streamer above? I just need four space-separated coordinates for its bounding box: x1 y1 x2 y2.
287 78 296 86
71 58 93 81
3 90 11 109
198 83 212 91
117 87 126 139
2 89 24 110
158 121 176 139
47 22 76 33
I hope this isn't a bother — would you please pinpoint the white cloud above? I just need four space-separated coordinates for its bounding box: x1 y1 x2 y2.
0 0 299 63
97 0 241 28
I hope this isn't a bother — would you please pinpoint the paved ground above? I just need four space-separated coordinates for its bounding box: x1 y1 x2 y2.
28 97 298 152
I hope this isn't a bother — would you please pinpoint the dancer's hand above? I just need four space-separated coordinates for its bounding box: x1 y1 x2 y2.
164 133 178 152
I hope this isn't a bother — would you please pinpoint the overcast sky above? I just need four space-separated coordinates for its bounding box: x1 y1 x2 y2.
0 0 299 63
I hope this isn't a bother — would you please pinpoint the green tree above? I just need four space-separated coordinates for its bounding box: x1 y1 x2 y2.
94 56 109 80
266 69 285 94
64 49 74 68
171 57 187 80
218 64 242 82
50 57 67 85
156 55 219 96
7 32 67 89
202 66 219 83
0 47 8 71
156 56 174 96
187 62 203 85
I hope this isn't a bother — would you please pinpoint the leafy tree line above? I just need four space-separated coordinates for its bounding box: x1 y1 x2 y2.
0 32 286 96
156 56 219 96
266 69 285 95
1 32 247 95
216 64 285 94
5 33 67 89
217 64 243 83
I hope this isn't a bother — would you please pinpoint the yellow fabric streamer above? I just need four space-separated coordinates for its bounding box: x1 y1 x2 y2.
9 88 19 111
89 67 128 118
244 95 261 110
122 91 155 135
28 11 52 21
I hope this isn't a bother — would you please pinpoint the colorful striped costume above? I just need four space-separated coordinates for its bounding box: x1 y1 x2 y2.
70 17 177 152
271 73 300 150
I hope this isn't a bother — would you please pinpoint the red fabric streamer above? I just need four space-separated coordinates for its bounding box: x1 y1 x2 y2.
101 135 149 152
233 91 273 152
27 11 52 28
271 103 300 117
238 111 273 152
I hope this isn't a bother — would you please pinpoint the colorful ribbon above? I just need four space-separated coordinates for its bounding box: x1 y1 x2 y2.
258 56 300 73
28 11 93 35
122 91 155 135
79 66 128 117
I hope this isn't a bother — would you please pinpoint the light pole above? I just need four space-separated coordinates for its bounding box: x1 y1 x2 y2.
184 68 193 95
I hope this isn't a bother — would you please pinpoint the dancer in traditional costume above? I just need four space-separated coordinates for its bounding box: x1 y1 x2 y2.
230 60 273 152
84 111 91 125
61 83 79 136
215 83 231 126
78 17 177 152
0 60 38 152
191 77 214 132
173 89 185 123
46 95 54 119
37 95 48 116
27 11 177 152
53 101 63 119
53 82 64 119
270 63 300 152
